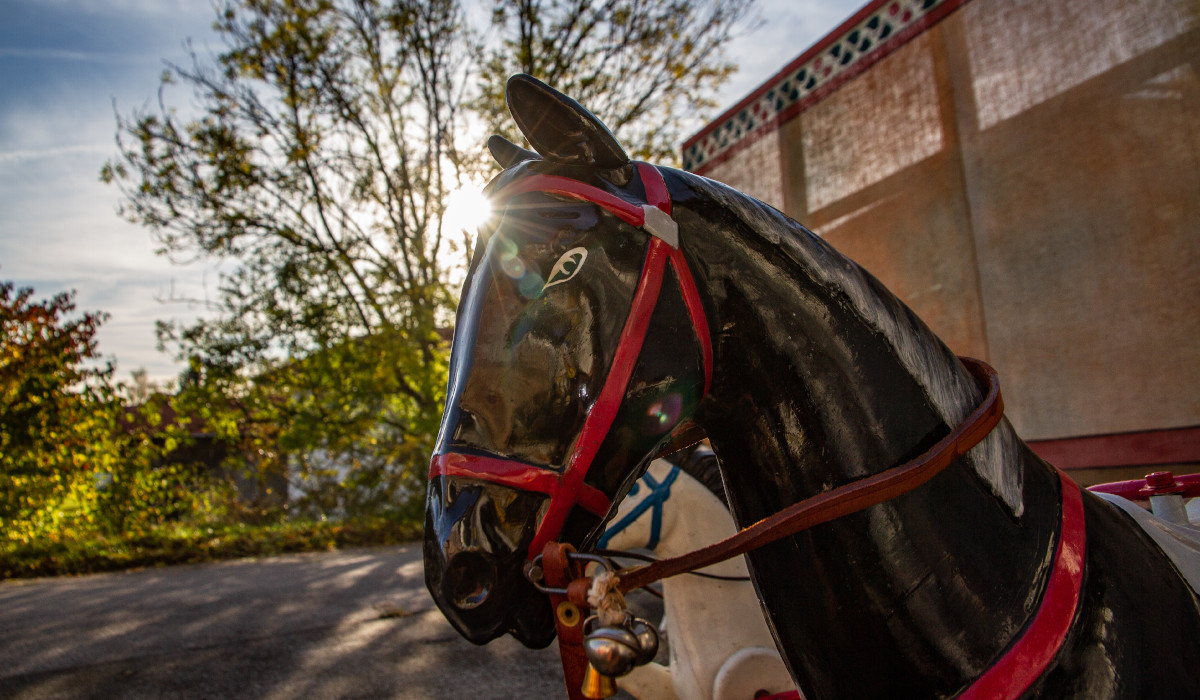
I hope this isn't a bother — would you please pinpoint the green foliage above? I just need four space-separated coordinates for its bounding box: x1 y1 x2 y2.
0 281 421 578
1 281 116 544
98 0 755 528
0 282 209 551
103 0 467 520
2 516 421 579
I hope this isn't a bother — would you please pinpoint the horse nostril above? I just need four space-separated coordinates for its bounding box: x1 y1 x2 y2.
443 551 497 610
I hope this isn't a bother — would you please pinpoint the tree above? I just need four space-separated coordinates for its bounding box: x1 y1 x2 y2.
103 0 753 517
0 281 207 543
105 0 467 364
104 0 468 512
0 282 118 540
476 0 757 163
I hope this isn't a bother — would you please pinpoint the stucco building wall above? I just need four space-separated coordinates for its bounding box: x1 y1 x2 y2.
685 0 1200 474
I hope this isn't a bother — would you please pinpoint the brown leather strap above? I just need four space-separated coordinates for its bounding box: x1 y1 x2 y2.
548 357 1004 699
571 356 1003 601
543 542 590 700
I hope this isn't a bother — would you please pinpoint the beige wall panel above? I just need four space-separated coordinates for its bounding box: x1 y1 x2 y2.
953 3 1200 439
964 0 1193 130
799 34 944 212
702 129 785 211
694 0 1200 448
783 31 989 358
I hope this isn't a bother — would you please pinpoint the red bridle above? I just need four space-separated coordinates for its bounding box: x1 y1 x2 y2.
428 163 713 558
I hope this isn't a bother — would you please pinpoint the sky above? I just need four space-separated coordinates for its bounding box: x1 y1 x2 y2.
0 0 863 384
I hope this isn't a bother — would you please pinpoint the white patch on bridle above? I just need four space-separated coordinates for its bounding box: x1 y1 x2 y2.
709 181 1024 516
642 204 679 248
543 247 588 290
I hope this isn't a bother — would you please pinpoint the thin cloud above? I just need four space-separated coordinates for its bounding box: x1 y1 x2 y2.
0 47 144 63
0 143 111 164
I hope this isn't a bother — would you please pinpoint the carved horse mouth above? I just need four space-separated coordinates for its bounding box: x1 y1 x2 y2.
423 477 556 646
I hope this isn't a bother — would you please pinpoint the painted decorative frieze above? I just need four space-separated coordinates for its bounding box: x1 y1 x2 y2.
683 0 963 173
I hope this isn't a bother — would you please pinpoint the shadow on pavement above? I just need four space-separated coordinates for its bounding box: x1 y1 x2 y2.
0 545 632 699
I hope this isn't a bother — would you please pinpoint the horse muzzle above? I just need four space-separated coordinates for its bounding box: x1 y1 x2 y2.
423 476 557 648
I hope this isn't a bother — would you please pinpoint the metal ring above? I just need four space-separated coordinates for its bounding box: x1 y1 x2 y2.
567 551 615 572
523 550 616 595
524 554 568 595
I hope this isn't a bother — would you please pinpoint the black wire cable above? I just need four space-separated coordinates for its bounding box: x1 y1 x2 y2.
596 548 751 582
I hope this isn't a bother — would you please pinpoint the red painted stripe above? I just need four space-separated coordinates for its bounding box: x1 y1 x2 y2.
638 163 712 396
471 166 712 557
428 453 611 518
493 175 645 227
1028 426 1200 470
958 471 1085 699
669 250 713 398
527 240 672 557
637 163 671 214
430 452 557 492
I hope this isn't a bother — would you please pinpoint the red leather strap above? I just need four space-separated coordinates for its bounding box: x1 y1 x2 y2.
544 542 590 700
494 174 646 227
677 474 1085 700
528 239 672 558
546 357 1017 697
444 163 714 560
607 356 1004 595
429 453 611 517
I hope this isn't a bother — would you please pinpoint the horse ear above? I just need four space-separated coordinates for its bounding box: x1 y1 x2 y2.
505 74 630 169
487 135 541 169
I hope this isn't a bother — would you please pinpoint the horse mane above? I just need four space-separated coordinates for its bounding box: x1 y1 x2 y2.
673 169 1025 516
671 443 729 508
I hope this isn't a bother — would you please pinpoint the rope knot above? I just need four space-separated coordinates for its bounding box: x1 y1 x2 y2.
587 570 627 627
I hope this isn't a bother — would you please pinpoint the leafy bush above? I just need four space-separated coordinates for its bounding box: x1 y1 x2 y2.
1 516 421 579
1 280 426 580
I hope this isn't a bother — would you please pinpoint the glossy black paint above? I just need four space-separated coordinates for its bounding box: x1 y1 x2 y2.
424 74 1200 696
424 152 707 647
443 191 644 468
423 478 555 646
504 75 630 168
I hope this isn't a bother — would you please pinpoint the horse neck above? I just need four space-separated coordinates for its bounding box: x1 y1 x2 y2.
677 177 1062 696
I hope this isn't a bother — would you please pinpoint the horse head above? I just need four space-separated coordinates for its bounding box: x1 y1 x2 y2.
424 75 1200 698
424 75 711 647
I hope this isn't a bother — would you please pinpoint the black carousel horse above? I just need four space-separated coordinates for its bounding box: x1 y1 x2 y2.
423 74 1200 698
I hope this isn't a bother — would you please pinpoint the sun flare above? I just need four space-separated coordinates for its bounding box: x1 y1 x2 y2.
443 183 492 235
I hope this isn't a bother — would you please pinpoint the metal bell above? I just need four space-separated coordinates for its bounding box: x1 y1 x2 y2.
629 617 660 665
583 625 642 677
580 662 619 699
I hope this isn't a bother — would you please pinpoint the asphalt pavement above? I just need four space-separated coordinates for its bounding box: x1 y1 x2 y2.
0 544 639 699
